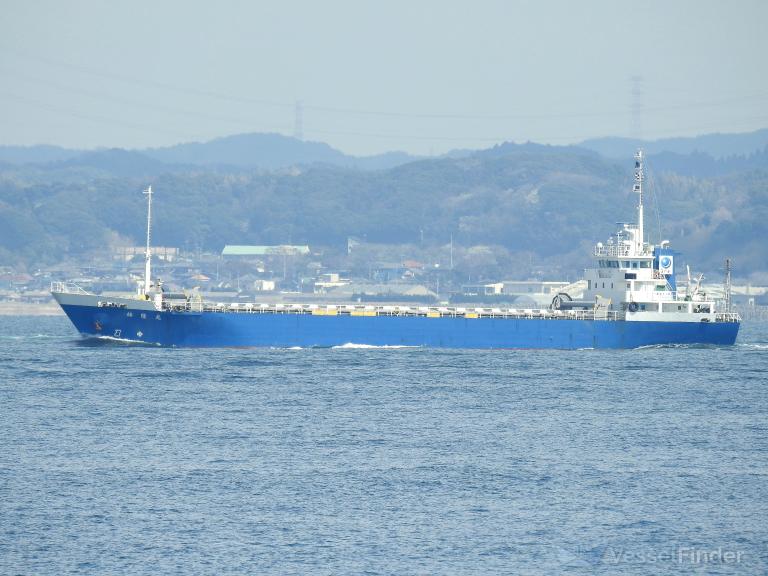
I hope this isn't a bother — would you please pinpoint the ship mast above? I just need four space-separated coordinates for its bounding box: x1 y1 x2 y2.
633 149 644 252
143 185 153 295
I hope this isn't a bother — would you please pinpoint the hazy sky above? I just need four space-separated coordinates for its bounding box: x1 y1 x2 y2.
1 0 766 155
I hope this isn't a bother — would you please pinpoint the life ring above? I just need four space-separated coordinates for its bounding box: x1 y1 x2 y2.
628 302 639 313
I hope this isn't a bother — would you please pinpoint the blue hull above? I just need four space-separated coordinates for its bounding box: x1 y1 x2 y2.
60 304 740 349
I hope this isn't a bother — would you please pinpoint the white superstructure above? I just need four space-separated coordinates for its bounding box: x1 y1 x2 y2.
582 150 733 323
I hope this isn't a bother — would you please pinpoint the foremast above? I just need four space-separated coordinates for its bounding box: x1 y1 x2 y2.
142 185 153 296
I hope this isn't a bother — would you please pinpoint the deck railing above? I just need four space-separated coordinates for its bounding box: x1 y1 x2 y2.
161 300 741 324
161 300 626 321
50 281 91 295
715 312 742 323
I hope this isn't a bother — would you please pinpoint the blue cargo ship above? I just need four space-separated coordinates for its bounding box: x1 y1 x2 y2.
51 151 740 348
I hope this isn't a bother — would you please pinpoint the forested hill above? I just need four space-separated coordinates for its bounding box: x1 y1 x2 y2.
0 143 766 280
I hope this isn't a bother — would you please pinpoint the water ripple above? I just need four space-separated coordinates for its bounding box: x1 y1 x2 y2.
0 316 766 575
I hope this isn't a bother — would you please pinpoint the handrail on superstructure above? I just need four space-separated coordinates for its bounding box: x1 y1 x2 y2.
594 245 632 257
50 281 92 295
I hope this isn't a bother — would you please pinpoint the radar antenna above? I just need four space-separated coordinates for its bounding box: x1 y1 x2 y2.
694 273 704 296
686 265 704 298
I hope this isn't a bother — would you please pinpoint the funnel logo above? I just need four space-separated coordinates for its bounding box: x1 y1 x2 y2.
659 255 674 274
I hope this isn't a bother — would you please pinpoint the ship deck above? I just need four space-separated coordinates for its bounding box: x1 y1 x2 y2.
157 300 741 324
52 283 742 325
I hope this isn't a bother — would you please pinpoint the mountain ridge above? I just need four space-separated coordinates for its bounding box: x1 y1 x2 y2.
2 128 767 173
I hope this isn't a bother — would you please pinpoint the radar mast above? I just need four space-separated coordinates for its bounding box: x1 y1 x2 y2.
633 149 644 252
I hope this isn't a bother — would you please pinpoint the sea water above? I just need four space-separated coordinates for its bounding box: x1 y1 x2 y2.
1 316 766 575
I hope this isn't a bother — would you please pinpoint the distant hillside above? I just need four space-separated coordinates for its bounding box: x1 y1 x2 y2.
644 147 768 178
57 149 183 178
472 141 593 160
2 144 765 279
143 132 347 168
579 128 768 159
145 133 423 170
0 133 420 173
5 128 767 175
